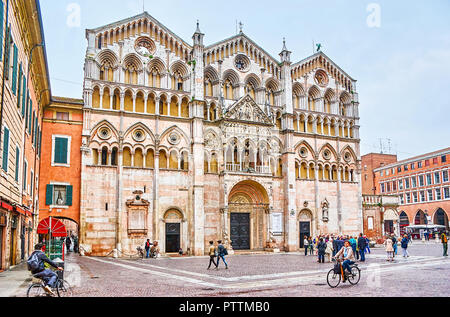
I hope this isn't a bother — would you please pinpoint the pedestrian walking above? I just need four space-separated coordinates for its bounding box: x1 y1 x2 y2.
207 241 218 270
325 238 334 262
65 236 72 254
144 239 152 258
384 236 394 261
317 238 327 263
73 236 79 254
304 237 309 256
441 232 448 257
401 235 409 258
216 240 228 270
308 237 314 255
358 233 367 262
364 236 371 254
332 236 338 257
391 234 398 257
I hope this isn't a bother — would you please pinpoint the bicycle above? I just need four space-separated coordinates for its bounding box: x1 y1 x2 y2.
27 270 73 297
327 258 361 288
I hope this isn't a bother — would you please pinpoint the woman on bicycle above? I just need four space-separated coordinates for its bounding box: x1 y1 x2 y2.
333 241 355 279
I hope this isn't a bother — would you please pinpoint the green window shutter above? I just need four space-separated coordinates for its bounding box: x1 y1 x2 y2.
31 111 35 143
66 186 73 206
28 99 32 133
23 161 27 191
54 137 68 164
17 64 22 106
4 27 10 80
25 91 29 126
2 127 9 172
12 44 17 94
14 147 19 182
0 1 4 61
46 185 53 205
21 77 26 117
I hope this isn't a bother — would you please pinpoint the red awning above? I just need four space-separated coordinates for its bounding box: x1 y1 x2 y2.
37 217 67 237
15 206 32 217
1 201 13 212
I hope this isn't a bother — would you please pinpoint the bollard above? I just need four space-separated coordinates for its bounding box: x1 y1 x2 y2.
113 249 118 258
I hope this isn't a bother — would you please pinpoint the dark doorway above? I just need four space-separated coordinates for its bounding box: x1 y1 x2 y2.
384 220 394 235
20 222 25 260
299 222 311 248
165 223 180 253
230 213 250 250
0 226 3 270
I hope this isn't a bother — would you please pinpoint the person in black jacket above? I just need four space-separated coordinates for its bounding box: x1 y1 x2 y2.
332 236 338 257
357 233 367 262
29 244 63 295
317 238 327 263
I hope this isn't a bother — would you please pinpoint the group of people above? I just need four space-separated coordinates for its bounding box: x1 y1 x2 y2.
304 234 370 264
207 240 229 270
65 235 79 254
144 239 160 258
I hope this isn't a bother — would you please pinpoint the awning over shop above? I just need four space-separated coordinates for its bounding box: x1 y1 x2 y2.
37 217 67 237
15 206 32 217
0 201 13 212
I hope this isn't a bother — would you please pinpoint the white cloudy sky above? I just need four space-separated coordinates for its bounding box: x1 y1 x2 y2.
39 0 450 160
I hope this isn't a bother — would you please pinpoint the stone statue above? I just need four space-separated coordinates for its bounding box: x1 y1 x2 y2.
322 201 329 222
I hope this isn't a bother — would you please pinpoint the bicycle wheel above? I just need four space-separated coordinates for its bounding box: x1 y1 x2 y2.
327 269 341 288
347 266 361 285
56 279 73 297
27 284 46 298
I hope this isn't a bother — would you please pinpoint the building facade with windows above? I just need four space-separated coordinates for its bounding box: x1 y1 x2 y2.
0 0 50 270
38 97 83 239
79 12 363 256
365 148 450 238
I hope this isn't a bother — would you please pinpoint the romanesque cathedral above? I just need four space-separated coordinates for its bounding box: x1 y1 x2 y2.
80 12 362 256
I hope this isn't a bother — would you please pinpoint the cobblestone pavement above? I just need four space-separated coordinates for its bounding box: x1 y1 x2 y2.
12 242 450 297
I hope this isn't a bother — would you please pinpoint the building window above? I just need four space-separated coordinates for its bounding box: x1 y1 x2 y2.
411 177 417 188
433 158 438 164
418 175 424 187
443 170 448 183
399 180 403 190
411 163 415 170
380 170 384 177
442 155 447 163
45 184 73 206
425 160 430 167
387 183 391 192
405 179 410 189
56 112 69 120
426 174 432 185
428 190 433 201
420 191 426 202
399 195 404 205
2 126 9 172
418 161 423 168
444 188 450 199
404 165 408 171
436 188 442 200
397 167 402 173
381 184 385 193
406 193 411 204
413 192 418 203
23 160 27 191
52 135 71 167
393 182 397 191
435 172 441 184
14 147 20 182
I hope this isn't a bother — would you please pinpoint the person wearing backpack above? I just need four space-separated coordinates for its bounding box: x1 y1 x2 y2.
401 235 410 258
216 240 228 270
317 238 327 263
27 243 63 296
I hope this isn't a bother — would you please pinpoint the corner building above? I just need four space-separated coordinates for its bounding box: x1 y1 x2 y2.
80 13 363 256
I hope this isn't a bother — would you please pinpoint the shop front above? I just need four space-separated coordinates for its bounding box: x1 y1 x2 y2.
37 217 68 261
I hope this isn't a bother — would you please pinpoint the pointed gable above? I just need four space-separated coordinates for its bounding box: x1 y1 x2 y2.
224 95 273 125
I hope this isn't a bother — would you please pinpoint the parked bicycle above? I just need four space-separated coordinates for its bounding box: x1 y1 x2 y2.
27 269 73 297
327 258 361 288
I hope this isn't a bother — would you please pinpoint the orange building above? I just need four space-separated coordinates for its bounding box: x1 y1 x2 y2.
369 148 450 238
38 97 83 240
361 153 397 195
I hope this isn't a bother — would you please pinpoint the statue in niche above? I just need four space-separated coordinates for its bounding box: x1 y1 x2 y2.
322 199 329 222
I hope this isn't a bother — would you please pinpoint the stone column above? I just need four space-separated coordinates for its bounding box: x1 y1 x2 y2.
337 167 343 233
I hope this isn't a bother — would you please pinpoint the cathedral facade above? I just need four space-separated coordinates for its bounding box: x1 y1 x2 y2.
80 12 362 256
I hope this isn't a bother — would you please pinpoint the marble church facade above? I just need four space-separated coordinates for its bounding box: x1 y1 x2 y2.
79 12 362 256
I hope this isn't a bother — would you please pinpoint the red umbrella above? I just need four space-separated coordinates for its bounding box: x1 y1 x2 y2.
37 217 67 237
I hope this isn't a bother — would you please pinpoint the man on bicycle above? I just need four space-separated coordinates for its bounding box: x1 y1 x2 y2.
333 240 355 281
28 243 64 296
